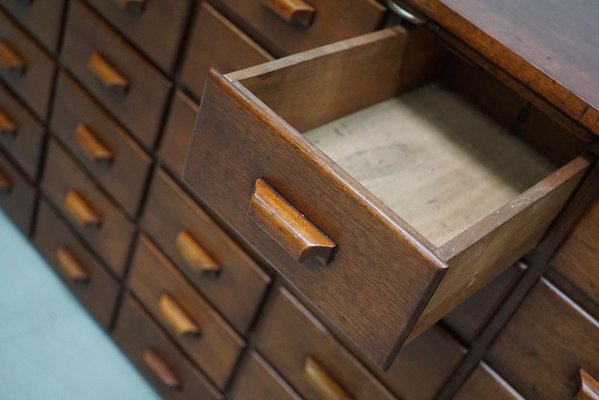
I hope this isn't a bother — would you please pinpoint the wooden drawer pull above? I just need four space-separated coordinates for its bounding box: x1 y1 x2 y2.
577 369 599 400
88 53 129 96
175 230 220 276
142 349 181 389
158 294 201 338
0 40 26 75
75 123 113 166
64 190 102 228
248 179 336 265
304 357 351 400
262 0 316 27
55 246 90 283
115 0 146 14
0 107 17 137
0 167 11 193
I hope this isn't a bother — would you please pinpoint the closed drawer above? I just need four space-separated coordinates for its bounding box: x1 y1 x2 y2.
0 81 44 179
182 28 589 368
128 235 245 390
454 363 524 400
0 0 66 52
86 0 190 72
0 148 35 233
550 195 599 307
142 168 270 334
179 3 272 98
34 198 119 327
114 295 222 400
0 10 55 118
159 90 198 180
229 351 301 400
41 138 135 277
216 0 385 56
61 0 170 149
254 286 396 400
443 262 526 344
488 278 599 399
51 72 151 217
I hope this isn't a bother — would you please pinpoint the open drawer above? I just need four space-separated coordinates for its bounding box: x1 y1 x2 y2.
183 27 590 369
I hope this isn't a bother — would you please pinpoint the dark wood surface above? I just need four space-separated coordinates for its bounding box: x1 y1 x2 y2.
142 168 271 334
60 0 170 150
85 0 191 72
0 147 35 233
454 363 523 400
51 72 151 217
0 81 44 179
41 138 135 277
34 198 119 328
228 351 302 400
0 9 55 119
128 235 245 390
408 0 599 137
113 295 223 400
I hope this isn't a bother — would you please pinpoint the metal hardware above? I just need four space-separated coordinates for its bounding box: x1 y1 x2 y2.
386 0 426 25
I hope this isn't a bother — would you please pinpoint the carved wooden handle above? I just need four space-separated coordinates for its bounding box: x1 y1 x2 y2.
0 40 26 75
175 230 220 276
577 369 599 400
64 190 102 228
88 53 129 96
262 0 316 27
248 179 336 264
75 123 113 166
115 0 146 14
0 106 17 137
304 357 351 400
0 167 11 193
158 294 201 338
55 246 90 283
142 349 181 389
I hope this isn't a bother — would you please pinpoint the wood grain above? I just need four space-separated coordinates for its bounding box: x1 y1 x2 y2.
454 363 524 400
577 369 599 400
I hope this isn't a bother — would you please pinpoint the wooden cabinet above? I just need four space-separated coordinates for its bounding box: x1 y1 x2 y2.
0 146 35 233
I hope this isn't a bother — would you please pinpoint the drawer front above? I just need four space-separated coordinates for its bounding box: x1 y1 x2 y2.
0 149 35 233
128 235 245 390
254 287 396 400
142 168 270 334
61 0 170 149
551 195 599 306
34 199 119 327
488 278 599 399
41 138 135 277
454 363 524 400
229 351 301 400
114 295 222 400
0 0 65 52
217 0 385 56
443 262 526 344
0 10 55 118
51 72 151 217
0 81 44 179
179 3 272 98
159 90 198 180
86 0 190 72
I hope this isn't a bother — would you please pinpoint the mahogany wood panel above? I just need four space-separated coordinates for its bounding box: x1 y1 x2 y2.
128 235 245 390
142 168 270 334
179 2 272 99
41 138 135 277
253 287 396 400
0 0 66 52
488 278 599 399
0 147 35 233
454 363 524 400
34 199 119 327
0 9 55 119
51 72 151 217
0 81 44 179
113 295 222 400
213 0 385 56
61 0 170 149
85 0 191 72
228 351 301 400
